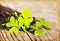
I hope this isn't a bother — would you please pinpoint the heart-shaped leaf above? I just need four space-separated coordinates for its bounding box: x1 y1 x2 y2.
28 18 33 22
15 20 18 27
21 7 32 19
34 29 45 35
10 16 15 26
9 26 19 33
24 18 33 27
6 22 11 27
43 22 51 29
24 19 30 27
18 17 24 27
39 18 45 24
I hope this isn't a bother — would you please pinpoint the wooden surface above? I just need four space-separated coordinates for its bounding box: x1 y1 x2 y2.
0 24 60 41
0 0 57 1
0 1 60 41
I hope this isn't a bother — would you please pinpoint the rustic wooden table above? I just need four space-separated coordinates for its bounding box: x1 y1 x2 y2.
0 0 60 41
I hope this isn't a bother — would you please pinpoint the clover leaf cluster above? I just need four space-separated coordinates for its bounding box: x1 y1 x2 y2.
2 7 51 35
30 18 51 35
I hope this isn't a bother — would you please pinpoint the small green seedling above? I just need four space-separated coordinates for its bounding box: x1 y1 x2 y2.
2 7 51 35
2 7 33 33
38 17 51 29
18 7 33 32
5 16 19 33
30 17 51 35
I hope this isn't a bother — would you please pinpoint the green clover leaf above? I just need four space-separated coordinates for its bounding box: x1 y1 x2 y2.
21 7 32 19
30 25 35 31
10 16 15 26
24 18 33 27
9 26 19 33
36 21 42 29
15 20 18 27
2 7 51 35
6 16 15 27
38 17 51 29
38 17 45 24
6 22 11 27
43 22 51 29
18 17 24 27
34 29 45 35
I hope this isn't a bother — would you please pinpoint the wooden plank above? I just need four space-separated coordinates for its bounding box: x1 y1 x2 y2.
26 32 35 41
51 26 59 41
39 35 46 41
33 35 40 41
51 30 58 41
52 23 60 33
43 35 49 41
0 28 60 41
0 36 2 41
20 31 31 41
27 31 40 41
50 29 56 41
10 33 18 41
39 31 49 41
48 30 54 41
1 30 9 41
14 32 24 41
0 30 5 41
47 32 54 41
45 29 54 41
4 29 14 41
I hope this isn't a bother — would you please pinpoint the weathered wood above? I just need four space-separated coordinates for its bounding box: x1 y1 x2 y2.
4 29 14 41
0 30 9 41
14 32 24 41
33 35 40 41
26 32 35 41
20 31 31 41
0 30 5 41
0 23 59 41
39 29 49 41
10 33 18 41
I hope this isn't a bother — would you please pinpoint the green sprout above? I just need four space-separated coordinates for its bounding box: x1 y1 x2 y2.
2 7 51 35
2 7 33 33
30 17 51 35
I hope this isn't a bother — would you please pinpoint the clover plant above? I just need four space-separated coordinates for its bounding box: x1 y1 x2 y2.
2 7 51 35
35 18 51 35
2 7 33 33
